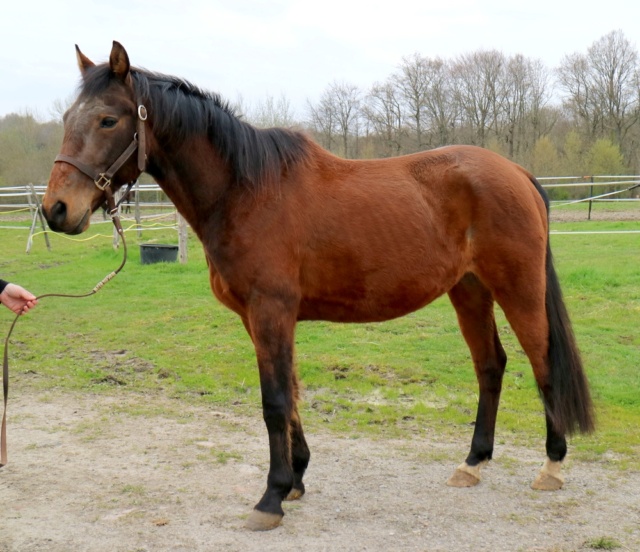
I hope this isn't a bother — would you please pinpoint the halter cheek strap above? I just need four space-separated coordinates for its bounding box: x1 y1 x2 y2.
54 104 148 192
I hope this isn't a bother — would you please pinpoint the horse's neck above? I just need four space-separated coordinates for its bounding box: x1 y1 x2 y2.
146 136 233 234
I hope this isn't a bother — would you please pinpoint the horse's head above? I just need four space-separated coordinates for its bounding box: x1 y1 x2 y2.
43 41 145 234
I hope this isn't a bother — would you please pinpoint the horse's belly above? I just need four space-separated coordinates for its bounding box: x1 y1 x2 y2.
297 272 452 323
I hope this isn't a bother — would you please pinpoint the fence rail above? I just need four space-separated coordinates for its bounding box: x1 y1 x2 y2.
0 183 187 258
1 177 638 252
537 175 640 219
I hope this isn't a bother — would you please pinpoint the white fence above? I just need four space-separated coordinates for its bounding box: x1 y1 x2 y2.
1 176 639 253
537 175 640 220
0 183 188 259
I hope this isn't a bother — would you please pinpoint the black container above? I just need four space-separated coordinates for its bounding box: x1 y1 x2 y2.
140 243 179 264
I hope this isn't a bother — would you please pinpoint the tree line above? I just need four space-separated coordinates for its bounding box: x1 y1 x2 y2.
302 29 639 178
1 29 639 192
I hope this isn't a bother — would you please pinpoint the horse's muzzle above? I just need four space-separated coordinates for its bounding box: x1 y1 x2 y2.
42 202 89 235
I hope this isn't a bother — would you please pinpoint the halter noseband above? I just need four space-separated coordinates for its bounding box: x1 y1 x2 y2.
54 104 148 211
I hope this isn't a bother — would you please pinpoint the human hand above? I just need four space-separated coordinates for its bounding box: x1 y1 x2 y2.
0 283 38 315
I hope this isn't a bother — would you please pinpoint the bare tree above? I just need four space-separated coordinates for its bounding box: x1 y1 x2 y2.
557 52 600 137
526 59 556 141
393 53 430 150
502 55 553 159
48 94 75 123
308 81 362 158
451 50 506 147
590 30 639 144
421 57 457 147
248 94 297 128
331 81 362 158
307 93 337 152
364 80 405 156
557 30 639 146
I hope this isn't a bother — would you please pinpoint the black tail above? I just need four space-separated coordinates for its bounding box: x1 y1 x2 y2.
531 177 595 435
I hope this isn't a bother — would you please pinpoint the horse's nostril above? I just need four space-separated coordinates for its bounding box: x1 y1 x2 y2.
46 201 67 230
52 201 66 219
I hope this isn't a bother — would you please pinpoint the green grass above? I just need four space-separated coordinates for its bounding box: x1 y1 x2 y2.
1 218 639 467
584 536 622 550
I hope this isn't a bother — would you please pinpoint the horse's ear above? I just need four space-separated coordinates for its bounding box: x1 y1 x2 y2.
75 45 95 75
109 41 131 83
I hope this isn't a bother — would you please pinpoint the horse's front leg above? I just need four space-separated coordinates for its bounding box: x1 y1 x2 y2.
287 385 310 501
244 297 298 531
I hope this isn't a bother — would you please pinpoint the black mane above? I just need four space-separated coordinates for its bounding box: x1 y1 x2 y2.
79 65 309 189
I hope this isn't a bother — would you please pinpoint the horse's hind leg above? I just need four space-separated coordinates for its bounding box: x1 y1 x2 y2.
488 268 573 491
446 273 507 487
493 293 568 490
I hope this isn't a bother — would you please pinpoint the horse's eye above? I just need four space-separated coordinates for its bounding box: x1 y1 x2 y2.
100 117 118 129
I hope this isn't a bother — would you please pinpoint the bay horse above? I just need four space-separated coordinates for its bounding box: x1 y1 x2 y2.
43 42 594 531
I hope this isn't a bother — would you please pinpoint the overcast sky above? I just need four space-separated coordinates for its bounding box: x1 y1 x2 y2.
2 0 639 121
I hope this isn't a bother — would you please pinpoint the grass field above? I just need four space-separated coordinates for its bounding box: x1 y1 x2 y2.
1 214 639 467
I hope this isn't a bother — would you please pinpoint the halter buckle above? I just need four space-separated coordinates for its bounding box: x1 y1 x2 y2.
138 105 148 121
95 174 112 190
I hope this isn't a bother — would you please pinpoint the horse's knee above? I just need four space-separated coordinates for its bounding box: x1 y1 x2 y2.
261 392 290 432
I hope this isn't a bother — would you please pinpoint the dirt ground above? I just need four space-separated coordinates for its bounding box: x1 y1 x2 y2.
548 204 640 222
2 205 638 551
1 386 638 552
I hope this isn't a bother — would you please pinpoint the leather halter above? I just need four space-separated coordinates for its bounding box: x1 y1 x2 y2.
54 104 148 199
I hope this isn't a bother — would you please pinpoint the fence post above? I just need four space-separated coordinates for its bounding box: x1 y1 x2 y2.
134 185 142 238
112 187 126 249
26 183 51 253
587 176 594 220
178 214 188 264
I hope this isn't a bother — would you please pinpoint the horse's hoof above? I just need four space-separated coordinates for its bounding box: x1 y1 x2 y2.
531 459 564 491
285 487 305 501
245 509 283 531
447 462 482 487
531 471 563 490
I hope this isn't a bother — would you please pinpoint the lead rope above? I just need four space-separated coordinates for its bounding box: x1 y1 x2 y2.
1 186 128 467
